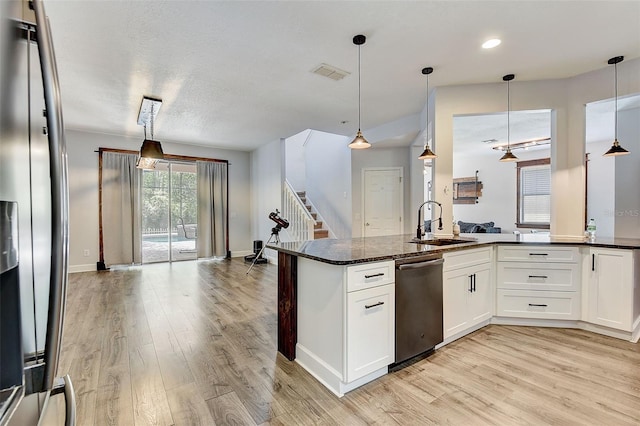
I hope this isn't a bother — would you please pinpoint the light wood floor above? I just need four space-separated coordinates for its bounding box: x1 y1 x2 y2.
59 258 640 425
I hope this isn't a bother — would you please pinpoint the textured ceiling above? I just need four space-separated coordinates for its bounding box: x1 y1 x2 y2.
43 0 640 151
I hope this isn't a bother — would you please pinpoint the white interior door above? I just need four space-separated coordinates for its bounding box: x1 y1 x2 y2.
362 168 403 237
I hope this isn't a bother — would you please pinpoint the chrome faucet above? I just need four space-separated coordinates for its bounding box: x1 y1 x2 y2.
417 200 443 239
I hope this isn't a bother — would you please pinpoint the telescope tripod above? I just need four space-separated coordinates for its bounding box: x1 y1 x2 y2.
246 225 282 275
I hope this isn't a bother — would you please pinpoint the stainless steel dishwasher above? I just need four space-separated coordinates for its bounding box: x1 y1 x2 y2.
393 253 444 366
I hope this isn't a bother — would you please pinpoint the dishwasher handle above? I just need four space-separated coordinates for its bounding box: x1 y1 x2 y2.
397 258 444 270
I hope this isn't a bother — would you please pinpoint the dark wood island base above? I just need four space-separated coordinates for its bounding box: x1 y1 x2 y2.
277 252 297 360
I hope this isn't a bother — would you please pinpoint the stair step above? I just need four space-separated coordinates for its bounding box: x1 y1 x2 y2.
314 221 323 229
306 205 312 211
310 212 317 220
297 191 306 197
314 229 329 239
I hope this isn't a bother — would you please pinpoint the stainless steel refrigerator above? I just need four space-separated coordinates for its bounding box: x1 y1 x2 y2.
0 0 74 424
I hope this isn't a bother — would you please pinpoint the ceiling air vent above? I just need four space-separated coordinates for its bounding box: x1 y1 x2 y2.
311 63 350 81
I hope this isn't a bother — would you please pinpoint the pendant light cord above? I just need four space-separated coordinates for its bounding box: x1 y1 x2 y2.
614 61 618 140
507 79 511 150
150 103 155 140
358 43 361 132
425 73 429 145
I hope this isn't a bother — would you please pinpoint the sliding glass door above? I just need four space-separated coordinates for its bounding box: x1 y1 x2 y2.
141 161 197 263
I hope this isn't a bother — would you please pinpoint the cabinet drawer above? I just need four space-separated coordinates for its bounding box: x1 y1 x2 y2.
497 245 579 263
443 246 492 271
497 262 580 291
346 260 394 292
496 289 580 320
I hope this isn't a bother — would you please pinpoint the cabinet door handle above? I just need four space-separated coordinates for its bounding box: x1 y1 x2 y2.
472 274 476 292
364 272 384 279
365 301 384 309
592 254 595 271
468 275 473 292
528 275 548 279
529 253 548 256
528 303 548 307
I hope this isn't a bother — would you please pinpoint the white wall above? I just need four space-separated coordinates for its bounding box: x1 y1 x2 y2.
304 130 352 239
351 147 411 237
614 108 640 238
250 138 284 260
284 129 309 191
427 57 640 239
586 139 615 238
66 129 252 272
453 148 551 234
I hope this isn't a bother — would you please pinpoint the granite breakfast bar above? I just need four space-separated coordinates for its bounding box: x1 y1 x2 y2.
268 233 640 396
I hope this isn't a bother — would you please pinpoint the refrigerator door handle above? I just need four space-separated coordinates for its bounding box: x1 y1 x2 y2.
63 375 76 426
32 0 69 391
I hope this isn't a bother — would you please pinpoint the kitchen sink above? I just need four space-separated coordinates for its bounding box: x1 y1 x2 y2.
408 238 475 246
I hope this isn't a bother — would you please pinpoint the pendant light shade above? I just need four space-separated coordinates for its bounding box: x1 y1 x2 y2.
418 67 436 160
349 130 371 149
499 74 518 162
137 139 164 169
348 34 371 149
136 97 164 169
499 147 518 162
418 145 436 160
603 56 630 157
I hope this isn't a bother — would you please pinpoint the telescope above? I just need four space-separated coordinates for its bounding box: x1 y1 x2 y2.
246 209 289 275
269 210 289 229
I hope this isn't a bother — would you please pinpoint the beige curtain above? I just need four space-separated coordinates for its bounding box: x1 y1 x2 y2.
101 152 141 266
196 161 228 258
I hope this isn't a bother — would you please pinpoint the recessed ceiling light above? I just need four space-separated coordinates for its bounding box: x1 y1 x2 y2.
482 39 501 49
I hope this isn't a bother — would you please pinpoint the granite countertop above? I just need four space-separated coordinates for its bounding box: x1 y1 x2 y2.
267 233 640 265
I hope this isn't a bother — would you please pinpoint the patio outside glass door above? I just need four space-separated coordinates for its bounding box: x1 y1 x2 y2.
141 161 197 263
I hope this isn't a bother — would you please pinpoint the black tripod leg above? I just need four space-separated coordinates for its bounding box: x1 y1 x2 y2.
246 233 274 275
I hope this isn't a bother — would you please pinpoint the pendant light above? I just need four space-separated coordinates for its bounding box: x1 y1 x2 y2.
499 74 518 162
603 56 630 157
348 34 371 149
418 67 436 160
136 96 164 169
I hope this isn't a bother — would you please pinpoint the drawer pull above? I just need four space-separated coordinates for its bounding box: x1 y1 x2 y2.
528 275 548 279
365 301 384 309
364 272 385 279
529 253 548 256
528 303 548 307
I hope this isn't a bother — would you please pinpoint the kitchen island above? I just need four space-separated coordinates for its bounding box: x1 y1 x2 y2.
268 233 640 396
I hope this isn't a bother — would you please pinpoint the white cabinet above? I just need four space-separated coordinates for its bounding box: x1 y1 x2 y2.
586 248 639 332
346 283 394 382
296 258 395 397
443 247 493 341
496 245 581 320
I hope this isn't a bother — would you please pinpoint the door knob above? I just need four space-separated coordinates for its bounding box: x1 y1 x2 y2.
365 223 370 226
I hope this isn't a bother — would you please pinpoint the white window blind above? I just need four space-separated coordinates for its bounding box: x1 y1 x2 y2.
520 163 550 224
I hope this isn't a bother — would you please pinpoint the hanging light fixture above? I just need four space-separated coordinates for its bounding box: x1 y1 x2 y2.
136 96 164 169
499 74 518 162
603 56 630 157
418 67 436 160
348 34 371 149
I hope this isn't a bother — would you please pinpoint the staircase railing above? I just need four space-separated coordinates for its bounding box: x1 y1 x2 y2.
283 180 316 241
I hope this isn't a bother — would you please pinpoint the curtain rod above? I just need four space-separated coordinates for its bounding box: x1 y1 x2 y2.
96 147 230 164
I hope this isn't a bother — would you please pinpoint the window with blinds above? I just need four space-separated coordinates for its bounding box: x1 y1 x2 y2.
516 158 551 229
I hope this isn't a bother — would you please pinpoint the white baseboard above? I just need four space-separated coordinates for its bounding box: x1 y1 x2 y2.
68 264 96 273
295 343 388 398
230 250 253 258
437 319 491 348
